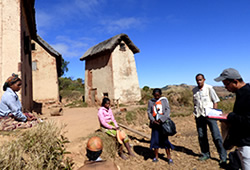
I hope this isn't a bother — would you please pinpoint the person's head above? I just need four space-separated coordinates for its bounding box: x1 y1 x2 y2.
214 68 244 93
3 73 22 92
86 136 103 161
101 97 110 109
195 73 205 89
152 88 162 100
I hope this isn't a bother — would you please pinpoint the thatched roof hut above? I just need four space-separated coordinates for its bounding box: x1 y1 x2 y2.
80 33 141 105
80 33 140 61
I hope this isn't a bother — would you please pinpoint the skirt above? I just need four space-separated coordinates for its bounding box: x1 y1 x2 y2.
100 121 129 143
150 125 174 150
0 116 37 131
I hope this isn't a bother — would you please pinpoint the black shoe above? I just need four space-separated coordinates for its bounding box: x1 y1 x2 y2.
219 159 227 168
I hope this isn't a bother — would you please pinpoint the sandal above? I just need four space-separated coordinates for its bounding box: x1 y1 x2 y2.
152 158 159 162
168 158 174 164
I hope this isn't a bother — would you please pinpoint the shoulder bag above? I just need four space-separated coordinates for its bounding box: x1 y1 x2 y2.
162 118 177 136
154 105 177 136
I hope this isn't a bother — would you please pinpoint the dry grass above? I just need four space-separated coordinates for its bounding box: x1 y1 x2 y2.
218 98 235 113
0 121 73 170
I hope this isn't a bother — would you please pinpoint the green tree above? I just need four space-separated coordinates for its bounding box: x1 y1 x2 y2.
61 58 69 76
142 86 150 92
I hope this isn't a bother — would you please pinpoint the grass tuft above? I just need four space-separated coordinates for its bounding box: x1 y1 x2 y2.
0 121 74 170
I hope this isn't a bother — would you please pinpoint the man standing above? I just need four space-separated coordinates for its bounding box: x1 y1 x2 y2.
215 68 250 170
193 73 227 165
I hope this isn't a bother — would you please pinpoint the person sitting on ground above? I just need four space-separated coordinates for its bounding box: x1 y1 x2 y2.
78 136 118 170
0 73 36 125
98 97 135 159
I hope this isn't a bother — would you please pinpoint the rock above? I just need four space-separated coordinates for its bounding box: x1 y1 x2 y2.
120 108 127 112
142 124 148 129
50 107 63 116
115 111 122 115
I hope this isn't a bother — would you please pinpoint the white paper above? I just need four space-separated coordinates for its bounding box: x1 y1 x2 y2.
205 108 223 116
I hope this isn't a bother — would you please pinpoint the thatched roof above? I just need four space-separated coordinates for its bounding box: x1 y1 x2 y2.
80 33 140 61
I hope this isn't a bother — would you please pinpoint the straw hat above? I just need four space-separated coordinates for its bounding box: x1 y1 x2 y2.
116 130 126 144
87 136 103 151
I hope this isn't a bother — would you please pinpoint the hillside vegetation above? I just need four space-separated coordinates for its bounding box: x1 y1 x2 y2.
59 77 87 107
58 77 234 116
140 84 234 117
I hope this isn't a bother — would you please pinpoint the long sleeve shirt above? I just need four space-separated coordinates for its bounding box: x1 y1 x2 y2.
98 106 118 129
0 87 27 122
227 83 250 147
147 97 170 123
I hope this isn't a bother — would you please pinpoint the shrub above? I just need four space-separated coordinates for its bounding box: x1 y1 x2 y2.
59 77 84 101
140 90 153 105
218 98 235 113
164 88 193 107
115 107 148 125
0 121 73 170
126 111 137 124
142 86 150 92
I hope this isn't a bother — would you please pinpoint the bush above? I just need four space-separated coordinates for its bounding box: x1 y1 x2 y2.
0 121 73 170
164 88 193 107
115 107 148 125
140 90 153 105
59 77 84 100
218 98 235 113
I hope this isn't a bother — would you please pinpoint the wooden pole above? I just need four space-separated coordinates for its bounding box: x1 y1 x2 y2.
118 123 150 139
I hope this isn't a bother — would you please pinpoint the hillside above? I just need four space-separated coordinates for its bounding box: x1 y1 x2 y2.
162 84 233 98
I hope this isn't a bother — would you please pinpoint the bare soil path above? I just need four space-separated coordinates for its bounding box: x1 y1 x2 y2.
47 107 229 170
49 107 99 142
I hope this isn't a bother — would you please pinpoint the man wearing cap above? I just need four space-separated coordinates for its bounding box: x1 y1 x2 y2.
78 136 118 170
215 68 250 170
192 73 227 165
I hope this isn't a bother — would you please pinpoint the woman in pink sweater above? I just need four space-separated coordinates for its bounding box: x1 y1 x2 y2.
98 98 134 159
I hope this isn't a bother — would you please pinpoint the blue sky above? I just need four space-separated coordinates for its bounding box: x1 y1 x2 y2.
35 0 250 88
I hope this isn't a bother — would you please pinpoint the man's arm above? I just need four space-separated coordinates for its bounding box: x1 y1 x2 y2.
213 102 218 109
209 86 220 109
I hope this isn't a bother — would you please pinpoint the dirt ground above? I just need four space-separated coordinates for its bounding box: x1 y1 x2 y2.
45 106 229 170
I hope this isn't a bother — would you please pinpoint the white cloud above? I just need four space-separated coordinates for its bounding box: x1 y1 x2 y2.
74 0 103 15
51 36 93 58
36 0 104 29
99 17 146 34
36 10 53 28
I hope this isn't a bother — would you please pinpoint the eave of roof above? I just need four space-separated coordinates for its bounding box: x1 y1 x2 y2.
80 33 140 61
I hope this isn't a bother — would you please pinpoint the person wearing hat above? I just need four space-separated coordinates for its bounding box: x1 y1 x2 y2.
192 73 227 166
98 97 134 160
0 73 36 122
215 68 250 170
78 136 118 170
